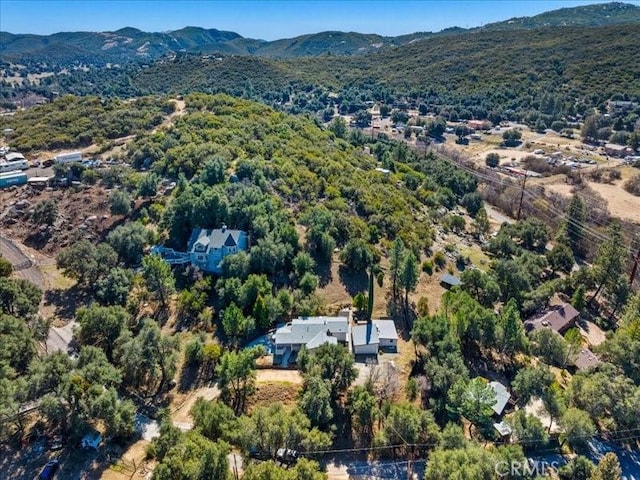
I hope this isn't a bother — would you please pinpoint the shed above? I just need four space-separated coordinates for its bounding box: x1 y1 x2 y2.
440 273 461 288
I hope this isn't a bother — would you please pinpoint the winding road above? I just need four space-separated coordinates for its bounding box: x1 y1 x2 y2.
0 234 46 290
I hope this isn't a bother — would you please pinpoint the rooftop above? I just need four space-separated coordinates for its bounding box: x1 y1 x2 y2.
525 303 579 333
489 381 511 416
273 316 348 347
440 273 461 287
189 227 244 253
352 322 380 347
574 348 601 371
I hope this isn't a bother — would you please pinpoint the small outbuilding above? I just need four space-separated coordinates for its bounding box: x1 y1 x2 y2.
440 273 461 289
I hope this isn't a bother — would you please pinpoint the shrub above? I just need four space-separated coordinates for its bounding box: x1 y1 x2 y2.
422 260 434 275
624 174 640 196
433 251 447 269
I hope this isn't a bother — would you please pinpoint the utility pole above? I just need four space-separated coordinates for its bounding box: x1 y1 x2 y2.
516 172 528 221
630 244 640 286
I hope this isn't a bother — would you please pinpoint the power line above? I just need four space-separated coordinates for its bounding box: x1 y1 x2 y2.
426 146 637 257
301 426 640 456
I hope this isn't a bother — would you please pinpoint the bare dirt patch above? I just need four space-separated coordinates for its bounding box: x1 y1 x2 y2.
248 381 301 412
169 385 221 427
256 369 303 384
546 181 640 224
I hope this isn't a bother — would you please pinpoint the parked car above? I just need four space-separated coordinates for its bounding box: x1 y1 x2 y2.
276 448 299 465
39 459 60 480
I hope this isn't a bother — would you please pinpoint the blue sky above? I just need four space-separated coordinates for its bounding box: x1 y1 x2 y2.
1 1 637 39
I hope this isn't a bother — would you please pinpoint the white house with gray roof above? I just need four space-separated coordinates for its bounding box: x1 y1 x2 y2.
351 319 399 355
272 316 349 356
188 226 247 274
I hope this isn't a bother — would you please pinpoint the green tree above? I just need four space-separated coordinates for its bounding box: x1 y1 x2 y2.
216 347 262 414
222 303 254 347
566 195 587 257
547 242 575 273
0 257 12 277
32 199 58 226
512 365 554 406
115 319 178 396
96 267 133 306
590 221 626 305
499 299 529 356
448 378 496 433
530 328 569 367
560 407 596 449
473 207 490 238
349 385 377 441
328 116 347 138
76 304 130 360
507 410 549 449
142 254 176 313
299 375 333 429
399 251 419 316
152 431 230 480
485 152 500 168
138 172 160 197
460 268 501 308
339 238 375 272
389 237 406 300
56 240 118 287
107 222 152 266
590 452 622 480
558 456 595 480
425 444 501 480
109 189 132 215
191 399 237 442
0 278 42 318
201 155 227 186
353 292 367 311
298 343 356 400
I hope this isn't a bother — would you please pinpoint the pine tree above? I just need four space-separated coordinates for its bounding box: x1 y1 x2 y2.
590 221 626 306
590 452 622 480
566 195 586 258
389 238 405 300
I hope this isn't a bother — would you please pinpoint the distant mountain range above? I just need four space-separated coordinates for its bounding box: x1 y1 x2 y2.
1 1 639 65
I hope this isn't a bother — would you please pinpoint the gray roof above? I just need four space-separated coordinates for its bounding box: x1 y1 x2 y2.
189 227 244 253
489 381 511 416
440 274 461 286
373 320 398 341
574 348 601 371
273 317 348 347
494 421 512 437
352 323 379 347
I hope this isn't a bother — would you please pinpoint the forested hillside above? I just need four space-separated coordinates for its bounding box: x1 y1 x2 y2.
33 24 638 123
2 90 640 479
1 2 638 65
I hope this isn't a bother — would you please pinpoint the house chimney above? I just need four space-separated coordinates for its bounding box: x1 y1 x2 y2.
221 224 227 232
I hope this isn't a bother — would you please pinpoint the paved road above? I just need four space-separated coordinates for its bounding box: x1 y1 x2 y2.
0 234 46 291
325 458 425 480
587 439 640 480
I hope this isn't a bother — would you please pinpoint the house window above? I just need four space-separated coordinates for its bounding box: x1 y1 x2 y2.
197 255 205 261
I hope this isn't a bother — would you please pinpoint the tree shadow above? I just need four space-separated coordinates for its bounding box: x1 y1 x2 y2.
337 265 368 297
44 284 86 319
316 257 333 287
